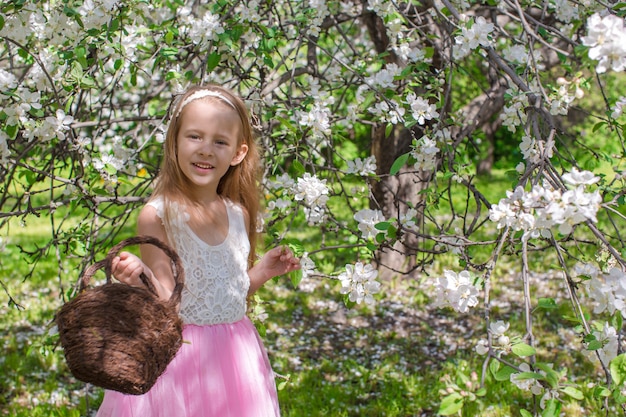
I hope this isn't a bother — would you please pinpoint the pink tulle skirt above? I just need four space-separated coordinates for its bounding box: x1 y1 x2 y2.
96 317 280 417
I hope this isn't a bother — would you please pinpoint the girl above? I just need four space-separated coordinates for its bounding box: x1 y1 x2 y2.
96 84 300 417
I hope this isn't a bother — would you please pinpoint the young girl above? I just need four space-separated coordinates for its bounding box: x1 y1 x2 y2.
96 85 300 417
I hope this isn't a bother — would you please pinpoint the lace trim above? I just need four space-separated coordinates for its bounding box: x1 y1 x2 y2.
148 197 250 325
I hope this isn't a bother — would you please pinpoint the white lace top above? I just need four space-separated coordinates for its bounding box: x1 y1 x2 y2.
148 197 251 325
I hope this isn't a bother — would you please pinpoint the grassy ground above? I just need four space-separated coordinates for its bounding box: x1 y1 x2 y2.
0 249 611 416
0 170 619 416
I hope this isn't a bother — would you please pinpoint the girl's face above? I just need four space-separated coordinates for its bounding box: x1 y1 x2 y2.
176 98 248 199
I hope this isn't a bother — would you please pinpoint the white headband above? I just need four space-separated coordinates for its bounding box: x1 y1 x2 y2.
175 90 236 118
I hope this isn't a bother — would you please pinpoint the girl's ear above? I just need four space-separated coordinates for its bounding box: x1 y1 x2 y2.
230 144 249 166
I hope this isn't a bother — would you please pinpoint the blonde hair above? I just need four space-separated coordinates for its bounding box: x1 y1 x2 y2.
152 84 261 264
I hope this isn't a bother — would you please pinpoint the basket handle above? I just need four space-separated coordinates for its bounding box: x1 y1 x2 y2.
78 236 185 307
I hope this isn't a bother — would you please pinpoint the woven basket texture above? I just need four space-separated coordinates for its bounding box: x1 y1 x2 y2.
56 236 185 395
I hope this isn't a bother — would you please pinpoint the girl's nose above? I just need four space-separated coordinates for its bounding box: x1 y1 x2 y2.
198 143 213 156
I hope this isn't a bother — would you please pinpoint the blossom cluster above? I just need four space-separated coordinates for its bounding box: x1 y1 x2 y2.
585 322 618 367
298 101 333 142
509 364 561 411
406 93 439 126
454 16 494 59
577 263 626 318
179 8 224 47
410 135 439 171
338 262 381 305
354 209 386 240
346 156 377 177
582 13 626 73
488 168 602 238
475 320 512 356
265 172 330 226
293 173 330 225
433 269 480 313
499 91 528 133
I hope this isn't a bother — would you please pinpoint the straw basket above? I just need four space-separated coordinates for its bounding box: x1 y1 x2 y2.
55 236 185 395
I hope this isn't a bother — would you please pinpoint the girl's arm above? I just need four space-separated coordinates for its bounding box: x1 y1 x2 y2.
111 205 176 301
248 246 301 295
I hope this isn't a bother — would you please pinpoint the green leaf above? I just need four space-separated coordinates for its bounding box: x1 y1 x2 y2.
610 354 626 385
160 47 179 58
375 221 392 231
207 52 221 72
535 363 559 388
438 392 464 416
592 121 606 132
560 386 584 400
475 387 487 397
489 359 500 377
286 242 305 258
541 399 561 417
494 366 516 381
611 314 623 334
520 410 533 417
514 371 544 381
290 160 305 177
289 269 303 288
592 386 611 398
586 340 602 351
390 153 409 175
385 123 393 138
536 298 557 310
512 342 536 357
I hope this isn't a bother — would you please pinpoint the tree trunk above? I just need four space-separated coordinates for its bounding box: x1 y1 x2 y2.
370 125 427 280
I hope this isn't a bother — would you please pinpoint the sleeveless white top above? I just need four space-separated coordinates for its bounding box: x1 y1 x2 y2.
148 196 251 325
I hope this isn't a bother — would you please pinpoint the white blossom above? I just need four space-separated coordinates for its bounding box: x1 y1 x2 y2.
294 173 329 207
369 99 405 125
339 262 381 305
612 97 626 118
299 102 332 138
346 156 377 176
406 93 439 125
293 173 329 225
584 267 626 316
582 14 626 73
365 63 401 89
399 208 418 230
0 130 10 165
585 323 619 367
182 10 224 47
489 175 601 239
510 363 543 394
267 173 295 191
300 253 317 280
411 135 439 171
454 16 494 59
354 208 386 239
0 69 18 91
433 270 479 313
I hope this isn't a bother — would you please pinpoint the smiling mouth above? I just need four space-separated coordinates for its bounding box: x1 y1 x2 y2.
193 162 214 169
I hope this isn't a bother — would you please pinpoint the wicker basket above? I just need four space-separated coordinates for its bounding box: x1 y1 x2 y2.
55 235 185 395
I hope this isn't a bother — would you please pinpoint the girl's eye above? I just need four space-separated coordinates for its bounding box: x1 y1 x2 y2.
190 135 201 140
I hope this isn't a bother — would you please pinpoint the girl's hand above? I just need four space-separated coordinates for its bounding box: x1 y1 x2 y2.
248 246 301 295
258 245 301 281
111 251 153 288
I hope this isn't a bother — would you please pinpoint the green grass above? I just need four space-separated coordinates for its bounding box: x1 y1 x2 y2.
0 233 618 417
1 166 624 416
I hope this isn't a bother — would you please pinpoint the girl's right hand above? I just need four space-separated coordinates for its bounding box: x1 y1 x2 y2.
111 251 153 288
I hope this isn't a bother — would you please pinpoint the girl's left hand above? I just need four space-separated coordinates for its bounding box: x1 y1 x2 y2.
258 245 301 281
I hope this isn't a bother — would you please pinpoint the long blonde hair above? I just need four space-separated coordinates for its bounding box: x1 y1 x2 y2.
152 84 261 264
